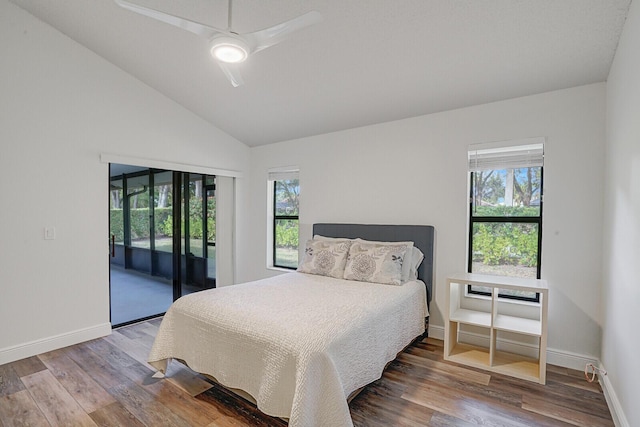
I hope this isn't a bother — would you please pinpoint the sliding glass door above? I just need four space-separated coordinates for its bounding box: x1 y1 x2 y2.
109 165 216 326
205 179 216 284
179 172 216 296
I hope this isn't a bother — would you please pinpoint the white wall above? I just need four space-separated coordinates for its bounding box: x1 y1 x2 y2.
603 0 640 425
246 83 607 368
0 0 250 364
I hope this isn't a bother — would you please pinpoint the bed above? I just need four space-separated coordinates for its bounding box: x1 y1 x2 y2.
148 223 434 427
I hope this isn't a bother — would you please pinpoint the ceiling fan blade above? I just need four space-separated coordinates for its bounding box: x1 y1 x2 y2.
114 0 225 38
245 11 322 53
218 62 244 87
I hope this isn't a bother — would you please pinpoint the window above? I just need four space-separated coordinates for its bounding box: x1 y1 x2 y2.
268 169 299 269
467 139 544 302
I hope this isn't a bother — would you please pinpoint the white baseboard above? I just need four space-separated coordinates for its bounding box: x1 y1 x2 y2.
0 323 112 365
427 323 445 340
546 347 599 371
598 362 630 427
428 324 598 370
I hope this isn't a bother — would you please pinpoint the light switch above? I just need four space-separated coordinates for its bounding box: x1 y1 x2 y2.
44 227 56 240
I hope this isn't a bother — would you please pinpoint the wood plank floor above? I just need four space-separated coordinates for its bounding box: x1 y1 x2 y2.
0 318 614 426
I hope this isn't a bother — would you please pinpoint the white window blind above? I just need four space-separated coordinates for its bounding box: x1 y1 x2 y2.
268 168 299 181
468 137 545 172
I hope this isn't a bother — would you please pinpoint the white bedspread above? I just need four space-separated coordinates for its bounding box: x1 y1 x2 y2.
148 272 428 427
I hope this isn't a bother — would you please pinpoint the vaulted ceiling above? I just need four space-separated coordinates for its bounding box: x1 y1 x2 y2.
11 0 631 146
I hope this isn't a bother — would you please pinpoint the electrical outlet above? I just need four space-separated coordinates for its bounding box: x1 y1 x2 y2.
44 227 56 240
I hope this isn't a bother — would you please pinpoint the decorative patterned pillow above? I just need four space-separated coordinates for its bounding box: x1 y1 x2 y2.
343 241 410 285
297 239 352 278
352 238 414 283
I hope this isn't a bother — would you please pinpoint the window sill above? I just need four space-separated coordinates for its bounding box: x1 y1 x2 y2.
267 266 297 273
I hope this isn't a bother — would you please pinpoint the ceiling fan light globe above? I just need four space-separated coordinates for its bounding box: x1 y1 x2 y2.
210 37 249 63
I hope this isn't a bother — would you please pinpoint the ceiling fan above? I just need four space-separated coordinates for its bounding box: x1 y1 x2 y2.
114 0 322 87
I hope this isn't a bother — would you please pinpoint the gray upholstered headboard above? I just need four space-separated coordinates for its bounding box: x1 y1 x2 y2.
312 223 435 306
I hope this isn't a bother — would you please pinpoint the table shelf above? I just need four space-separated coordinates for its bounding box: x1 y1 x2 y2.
450 308 492 328
493 314 541 336
444 273 548 384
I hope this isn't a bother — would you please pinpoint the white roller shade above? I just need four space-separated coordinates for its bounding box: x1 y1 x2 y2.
468 137 545 172
215 176 235 287
268 167 299 181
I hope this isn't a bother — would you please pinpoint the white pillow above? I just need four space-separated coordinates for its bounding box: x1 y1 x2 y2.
352 238 414 283
297 239 352 278
409 247 425 280
343 240 410 286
